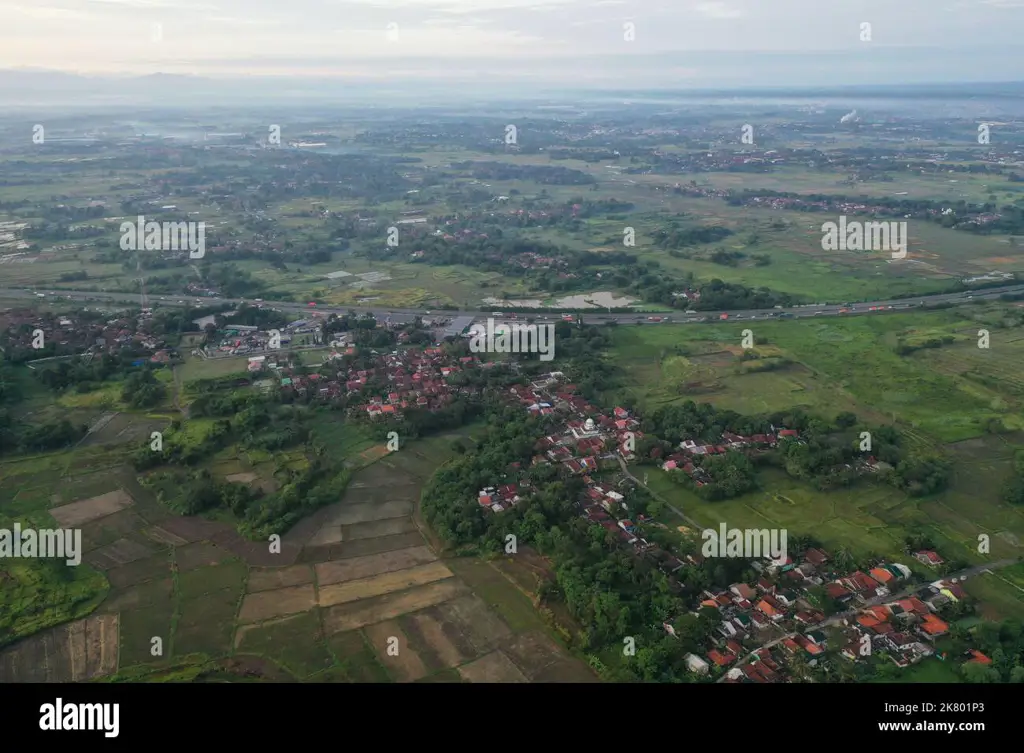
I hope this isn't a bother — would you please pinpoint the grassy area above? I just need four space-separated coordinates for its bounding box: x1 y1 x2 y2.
610 311 1024 575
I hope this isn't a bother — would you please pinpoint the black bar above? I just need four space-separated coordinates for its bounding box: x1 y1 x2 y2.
3 682 1003 743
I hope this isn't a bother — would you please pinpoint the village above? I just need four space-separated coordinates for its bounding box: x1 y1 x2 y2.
452 368 987 683
2 303 994 683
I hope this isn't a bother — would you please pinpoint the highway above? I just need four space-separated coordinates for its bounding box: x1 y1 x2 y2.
4 284 1023 328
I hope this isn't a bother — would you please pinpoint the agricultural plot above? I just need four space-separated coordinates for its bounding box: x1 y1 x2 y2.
1 434 594 682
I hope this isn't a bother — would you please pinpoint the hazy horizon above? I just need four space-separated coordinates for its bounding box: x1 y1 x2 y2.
2 0 1022 90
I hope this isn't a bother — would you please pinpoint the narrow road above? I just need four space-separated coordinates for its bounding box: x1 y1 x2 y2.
615 455 704 530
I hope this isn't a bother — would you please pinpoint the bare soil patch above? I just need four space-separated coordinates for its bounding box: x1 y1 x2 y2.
326 531 426 560
226 473 259 484
4 614 124 684
458 650 528 683
84 537 157 571
317 561 454 607
306 515 417 546
499 631 564 680
49 490 134 527
405 610 473 668
247 565 314 593
79 510 149 553
314 546 437 586
321 579 468 634
342 517 418 541
436 594 512 656
141 525 190 547
364 621 429 682
237 584 317 624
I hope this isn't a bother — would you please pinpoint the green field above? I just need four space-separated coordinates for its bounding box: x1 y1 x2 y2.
609 309 1024 591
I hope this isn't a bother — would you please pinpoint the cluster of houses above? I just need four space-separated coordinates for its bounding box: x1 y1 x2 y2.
473 369 981 683
1 308 173 363
353 349 499 418
245 346 505 410
661 429 798 484
676 545 979 682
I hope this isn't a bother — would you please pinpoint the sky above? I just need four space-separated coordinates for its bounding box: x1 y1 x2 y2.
1 0 1022 87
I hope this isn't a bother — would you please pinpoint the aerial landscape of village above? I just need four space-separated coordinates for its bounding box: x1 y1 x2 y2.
1 3 1023 706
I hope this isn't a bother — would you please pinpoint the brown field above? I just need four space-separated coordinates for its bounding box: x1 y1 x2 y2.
365 621 429 682
0 614 119 682
141 525 190 547
322 580 469 634
405 610 474 668
327 499 417 526
437 594 512 655
326 531 426 559
247 564 315 592
458 650 529 683
49 489 134 527
237 584 318 624
341 517 419 541
314 546 437 586
500 631 567 680
83 537 157 571
317 561 454 607
226 472 259 484
352 445 391 465
79 510 150 552
3 446 596 683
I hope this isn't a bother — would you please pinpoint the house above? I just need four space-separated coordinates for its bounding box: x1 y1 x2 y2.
915 550 944 566
804 548 830 567
707 649 734 668
684 653 710 675
966 650 992 665
918 614 949 640
730 583 756 600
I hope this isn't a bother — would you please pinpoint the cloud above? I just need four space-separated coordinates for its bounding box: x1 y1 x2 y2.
693 1 743 19
3 3 91 19
86 0 219 9
334 0 578 14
